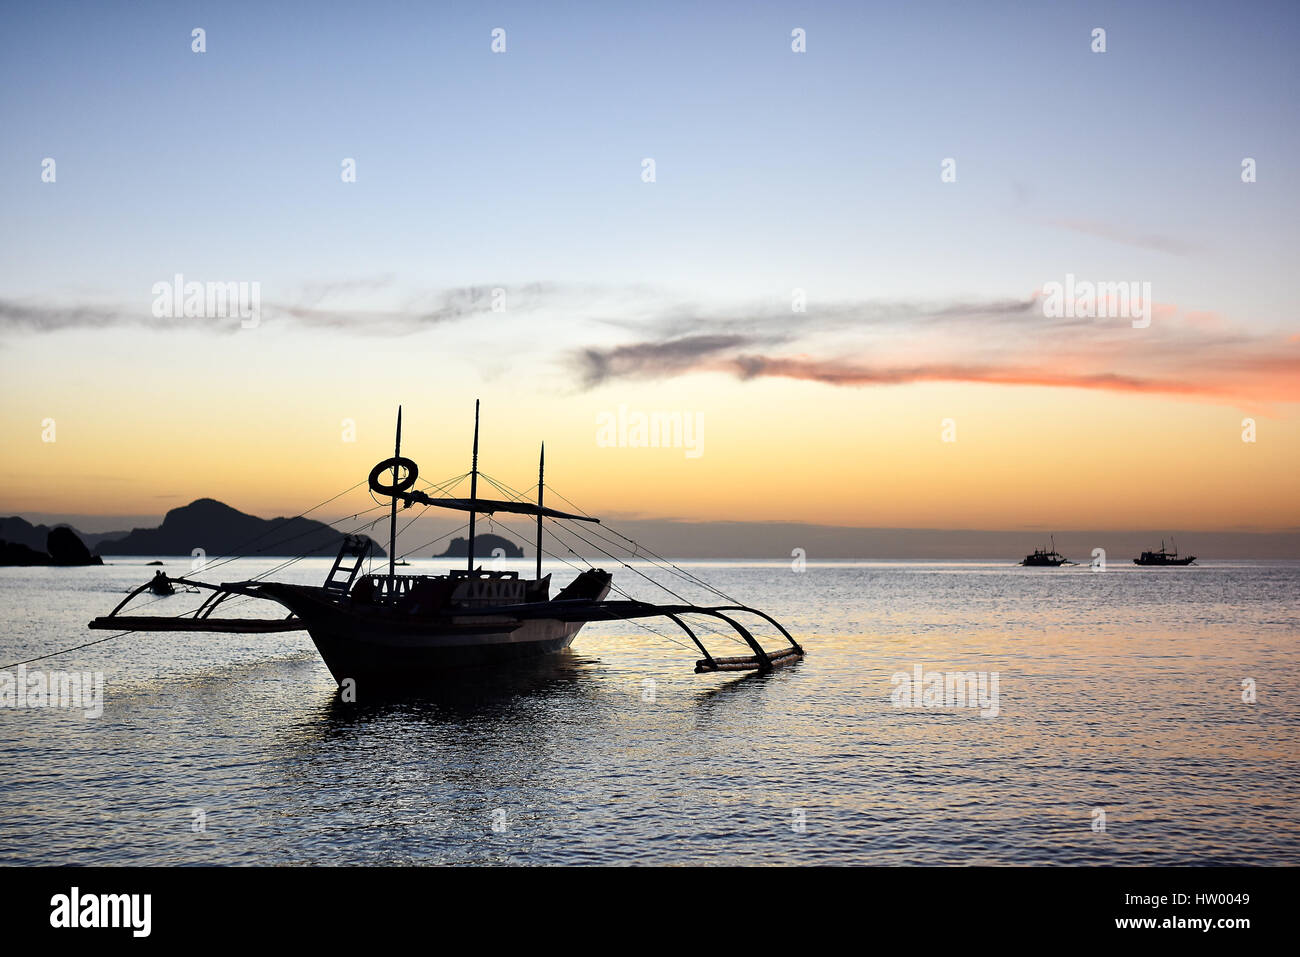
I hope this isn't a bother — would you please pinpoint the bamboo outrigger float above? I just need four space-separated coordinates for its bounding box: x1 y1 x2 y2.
89 404 803 686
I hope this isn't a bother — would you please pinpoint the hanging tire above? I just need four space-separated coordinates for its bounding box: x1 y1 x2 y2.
368 456 419 495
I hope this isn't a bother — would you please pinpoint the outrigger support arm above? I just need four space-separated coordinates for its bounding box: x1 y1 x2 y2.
105 578 161 618
89 577 306 633
449 599 804 674
661 612 715 670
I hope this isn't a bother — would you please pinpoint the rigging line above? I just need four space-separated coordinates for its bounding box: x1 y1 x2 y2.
200 512 391 613
492 520 686 648
543 485 738 605
484 480 717 599
464 483 665 584
233 509 422 587
371 470 468 511
477 472 536 503
545 520 747 647
549 519 708 611
542 483 742 607
248 516 386 582
481 476 534 504
475 472 539 509
484 522 696 653
535 522 718 649
368 473 742 650
416 472 471 496
390 504 433 562
146 510 451 620
479 471 567 515
475 469 528 495
196 499 392 580
595 525 737 604
525 521 592 571
392 521 473 563
543 486 738 605
544 486 595 518
244 506 386 560
417 471 470 489
587 593 698 651
221 511 390 592
191 478 372 575
266 503 430 583
245 507 390 588
477 475 512 501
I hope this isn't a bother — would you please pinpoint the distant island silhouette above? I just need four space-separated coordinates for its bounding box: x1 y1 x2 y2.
0 516 126 553
0 526 103 566
435 534 523 559
2 499 385 559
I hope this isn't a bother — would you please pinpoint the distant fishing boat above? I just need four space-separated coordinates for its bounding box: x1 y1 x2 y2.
1019 536 1073 567
90 403 802 688
147 570 175 595
1133 539 1196 566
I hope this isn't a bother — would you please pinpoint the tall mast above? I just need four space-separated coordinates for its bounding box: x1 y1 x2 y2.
467 399 480 573
536 442 545 580
389 405 401 581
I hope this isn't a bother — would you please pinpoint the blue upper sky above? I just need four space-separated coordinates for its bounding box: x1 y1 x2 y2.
2 0 1296 327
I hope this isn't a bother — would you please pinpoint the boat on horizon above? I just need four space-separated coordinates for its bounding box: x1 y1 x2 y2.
1133 539 1197 566
1019 536 1073 567
90 403 803 689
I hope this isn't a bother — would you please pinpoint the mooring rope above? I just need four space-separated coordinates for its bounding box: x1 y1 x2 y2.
0 631 138 669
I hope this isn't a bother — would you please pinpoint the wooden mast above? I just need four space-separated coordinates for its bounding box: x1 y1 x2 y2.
467 399 480 573
389 406 401 582
536 442 544 580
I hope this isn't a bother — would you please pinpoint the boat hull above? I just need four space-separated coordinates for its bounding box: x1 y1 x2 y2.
257 578 611 687
307 616 589 685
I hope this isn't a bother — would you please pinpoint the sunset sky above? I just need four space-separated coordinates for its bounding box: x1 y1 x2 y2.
2 1 1297 546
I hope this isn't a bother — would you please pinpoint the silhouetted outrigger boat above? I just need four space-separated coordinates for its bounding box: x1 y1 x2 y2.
1133 539 1196 566
90 404 803 687
1018 536 1073 567
147 571 175 596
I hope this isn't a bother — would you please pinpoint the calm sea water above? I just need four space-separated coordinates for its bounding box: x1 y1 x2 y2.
0 557 1296 865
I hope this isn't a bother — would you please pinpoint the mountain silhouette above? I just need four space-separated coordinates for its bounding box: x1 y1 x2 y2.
94 498 384 558
0 526 103 566
0 516 127 552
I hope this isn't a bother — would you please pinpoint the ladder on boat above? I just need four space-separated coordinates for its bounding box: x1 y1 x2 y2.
323 535 372 596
